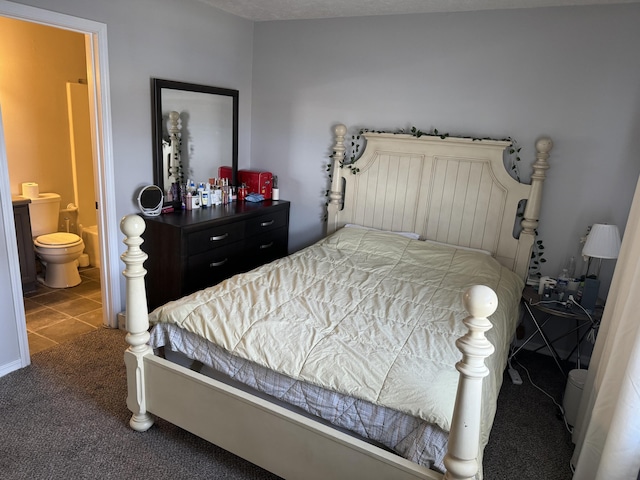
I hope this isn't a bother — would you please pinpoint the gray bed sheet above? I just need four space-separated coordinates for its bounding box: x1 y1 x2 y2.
149 322 449 472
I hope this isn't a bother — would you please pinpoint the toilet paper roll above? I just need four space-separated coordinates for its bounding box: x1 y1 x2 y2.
21 182 39 199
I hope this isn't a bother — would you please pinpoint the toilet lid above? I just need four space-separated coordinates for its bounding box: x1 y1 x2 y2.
36 232 82 247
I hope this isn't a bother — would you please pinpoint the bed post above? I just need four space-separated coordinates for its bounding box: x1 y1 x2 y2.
443 285 498 480
326 123 347 235
514 137 553 280
120 214 154 432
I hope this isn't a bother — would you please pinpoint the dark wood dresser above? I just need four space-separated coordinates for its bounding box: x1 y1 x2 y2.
141 200 290 310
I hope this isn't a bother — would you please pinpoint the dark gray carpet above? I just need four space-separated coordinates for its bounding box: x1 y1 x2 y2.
0 328 574 479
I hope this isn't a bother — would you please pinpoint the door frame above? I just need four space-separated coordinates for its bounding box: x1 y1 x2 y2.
0 1 120 366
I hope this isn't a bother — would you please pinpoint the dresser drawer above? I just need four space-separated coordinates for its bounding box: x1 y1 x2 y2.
186 242 244 293
188 221 245 255
244 226 288 270
245 209 288 237
142 200 290 310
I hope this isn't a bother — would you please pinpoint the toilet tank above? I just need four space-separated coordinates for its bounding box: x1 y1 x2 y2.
27 193 61 237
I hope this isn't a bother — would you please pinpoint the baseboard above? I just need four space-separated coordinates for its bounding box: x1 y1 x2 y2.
0 358 27 378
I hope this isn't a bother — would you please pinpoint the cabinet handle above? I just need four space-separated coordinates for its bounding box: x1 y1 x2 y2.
209 258 228 267
210 233 229 241
260 220 275 227
259 242 274 250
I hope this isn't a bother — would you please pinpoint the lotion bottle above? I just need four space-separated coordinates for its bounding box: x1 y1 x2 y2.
272 175 279 201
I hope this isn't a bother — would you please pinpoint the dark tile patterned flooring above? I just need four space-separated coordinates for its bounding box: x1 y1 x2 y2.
23 267 103 354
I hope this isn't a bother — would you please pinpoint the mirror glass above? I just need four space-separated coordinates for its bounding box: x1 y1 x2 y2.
152 78 239 202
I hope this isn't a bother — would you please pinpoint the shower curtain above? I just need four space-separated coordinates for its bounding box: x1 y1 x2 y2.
571 175 640 480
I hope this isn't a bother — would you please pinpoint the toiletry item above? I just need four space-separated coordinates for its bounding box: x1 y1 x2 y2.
21 182 39 199
186 192 192 211
566 256 576 279
238 184 247 201
272 175 279 200
556 269 569 300
212 184 222 205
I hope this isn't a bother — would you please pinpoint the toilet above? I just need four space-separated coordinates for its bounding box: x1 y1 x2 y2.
28 193 85 288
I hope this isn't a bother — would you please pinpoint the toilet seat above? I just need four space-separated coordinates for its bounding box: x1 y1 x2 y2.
34 232 83 249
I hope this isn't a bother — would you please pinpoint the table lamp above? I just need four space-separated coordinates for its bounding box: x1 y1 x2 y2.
581 223 621 312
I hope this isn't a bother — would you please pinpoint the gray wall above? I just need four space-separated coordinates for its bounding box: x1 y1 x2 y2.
251 4 640 296
2 1 639 373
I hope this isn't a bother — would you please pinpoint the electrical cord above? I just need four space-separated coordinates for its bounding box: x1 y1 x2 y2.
567 295 600 344
508 353 577 476
510 357 574 435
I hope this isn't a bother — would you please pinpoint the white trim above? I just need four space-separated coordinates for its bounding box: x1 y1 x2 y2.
0 358 26 377
0 1 120 347
0 105 30 372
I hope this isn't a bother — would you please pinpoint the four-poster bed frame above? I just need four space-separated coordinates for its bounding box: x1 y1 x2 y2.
120 124 552 479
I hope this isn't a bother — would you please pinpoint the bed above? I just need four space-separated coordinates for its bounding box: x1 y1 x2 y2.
120 124 552 480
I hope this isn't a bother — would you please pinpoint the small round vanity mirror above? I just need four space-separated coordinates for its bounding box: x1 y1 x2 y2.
137 185 164 216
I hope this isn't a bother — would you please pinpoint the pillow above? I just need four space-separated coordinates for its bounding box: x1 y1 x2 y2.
344 224 421 240
424 239 492 256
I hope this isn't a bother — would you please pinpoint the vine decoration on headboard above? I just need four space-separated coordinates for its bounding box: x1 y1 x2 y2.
327 125 522 181
323 125 538 276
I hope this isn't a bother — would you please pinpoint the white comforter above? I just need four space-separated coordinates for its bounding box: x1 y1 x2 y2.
149 227 523 442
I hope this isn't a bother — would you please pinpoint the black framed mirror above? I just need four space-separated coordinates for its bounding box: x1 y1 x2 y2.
152 78 239 204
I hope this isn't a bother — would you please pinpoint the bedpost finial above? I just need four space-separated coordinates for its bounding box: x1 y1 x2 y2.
120 214 146 237
535 137 553 154
463 285 498 319
334 123 347 137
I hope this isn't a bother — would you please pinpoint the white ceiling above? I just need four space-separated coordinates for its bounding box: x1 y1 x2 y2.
198 0 639 21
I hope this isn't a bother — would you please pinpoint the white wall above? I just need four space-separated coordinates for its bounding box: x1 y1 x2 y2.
251 4 640 299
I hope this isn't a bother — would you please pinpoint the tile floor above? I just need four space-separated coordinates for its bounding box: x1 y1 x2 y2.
24 267 103 354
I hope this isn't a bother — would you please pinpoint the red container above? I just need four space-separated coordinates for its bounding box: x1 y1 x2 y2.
218 166 273 199
217 166 233 183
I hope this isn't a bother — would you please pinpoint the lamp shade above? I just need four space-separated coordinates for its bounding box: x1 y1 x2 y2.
582 224 621 259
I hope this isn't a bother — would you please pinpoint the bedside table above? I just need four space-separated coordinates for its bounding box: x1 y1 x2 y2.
510 286 603 377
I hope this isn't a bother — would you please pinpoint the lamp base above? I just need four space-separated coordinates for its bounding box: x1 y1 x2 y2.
581 277 600 313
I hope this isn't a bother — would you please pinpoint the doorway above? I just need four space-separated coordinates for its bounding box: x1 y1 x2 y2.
0 2 119 368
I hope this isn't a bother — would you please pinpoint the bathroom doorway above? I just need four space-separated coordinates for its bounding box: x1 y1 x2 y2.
0 3 119 366
1 17 101 354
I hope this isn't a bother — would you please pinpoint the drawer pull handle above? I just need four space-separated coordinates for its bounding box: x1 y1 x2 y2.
210 233 229 241
259 242 274 250
209 258 228 267
260 220 275 227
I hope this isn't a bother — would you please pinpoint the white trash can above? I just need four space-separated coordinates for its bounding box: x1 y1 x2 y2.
563 369 588 426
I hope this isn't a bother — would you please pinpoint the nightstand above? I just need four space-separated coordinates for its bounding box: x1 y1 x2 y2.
510 286 603 377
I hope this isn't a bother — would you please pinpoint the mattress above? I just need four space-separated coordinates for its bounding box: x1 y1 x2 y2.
149 322 451 471
148 227 523 473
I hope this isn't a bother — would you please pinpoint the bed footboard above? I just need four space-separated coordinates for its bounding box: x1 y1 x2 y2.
120 215 498 480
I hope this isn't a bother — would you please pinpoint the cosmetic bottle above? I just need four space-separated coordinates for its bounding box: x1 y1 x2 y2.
272 175 279 201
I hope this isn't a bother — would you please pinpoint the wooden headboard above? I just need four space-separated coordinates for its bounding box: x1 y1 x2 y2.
327 124 552 280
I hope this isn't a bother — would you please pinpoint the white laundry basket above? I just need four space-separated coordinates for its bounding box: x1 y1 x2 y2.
563 369 588 426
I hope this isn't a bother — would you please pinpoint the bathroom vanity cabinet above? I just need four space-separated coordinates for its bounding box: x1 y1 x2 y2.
141 200 290 310
12 196 38 293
